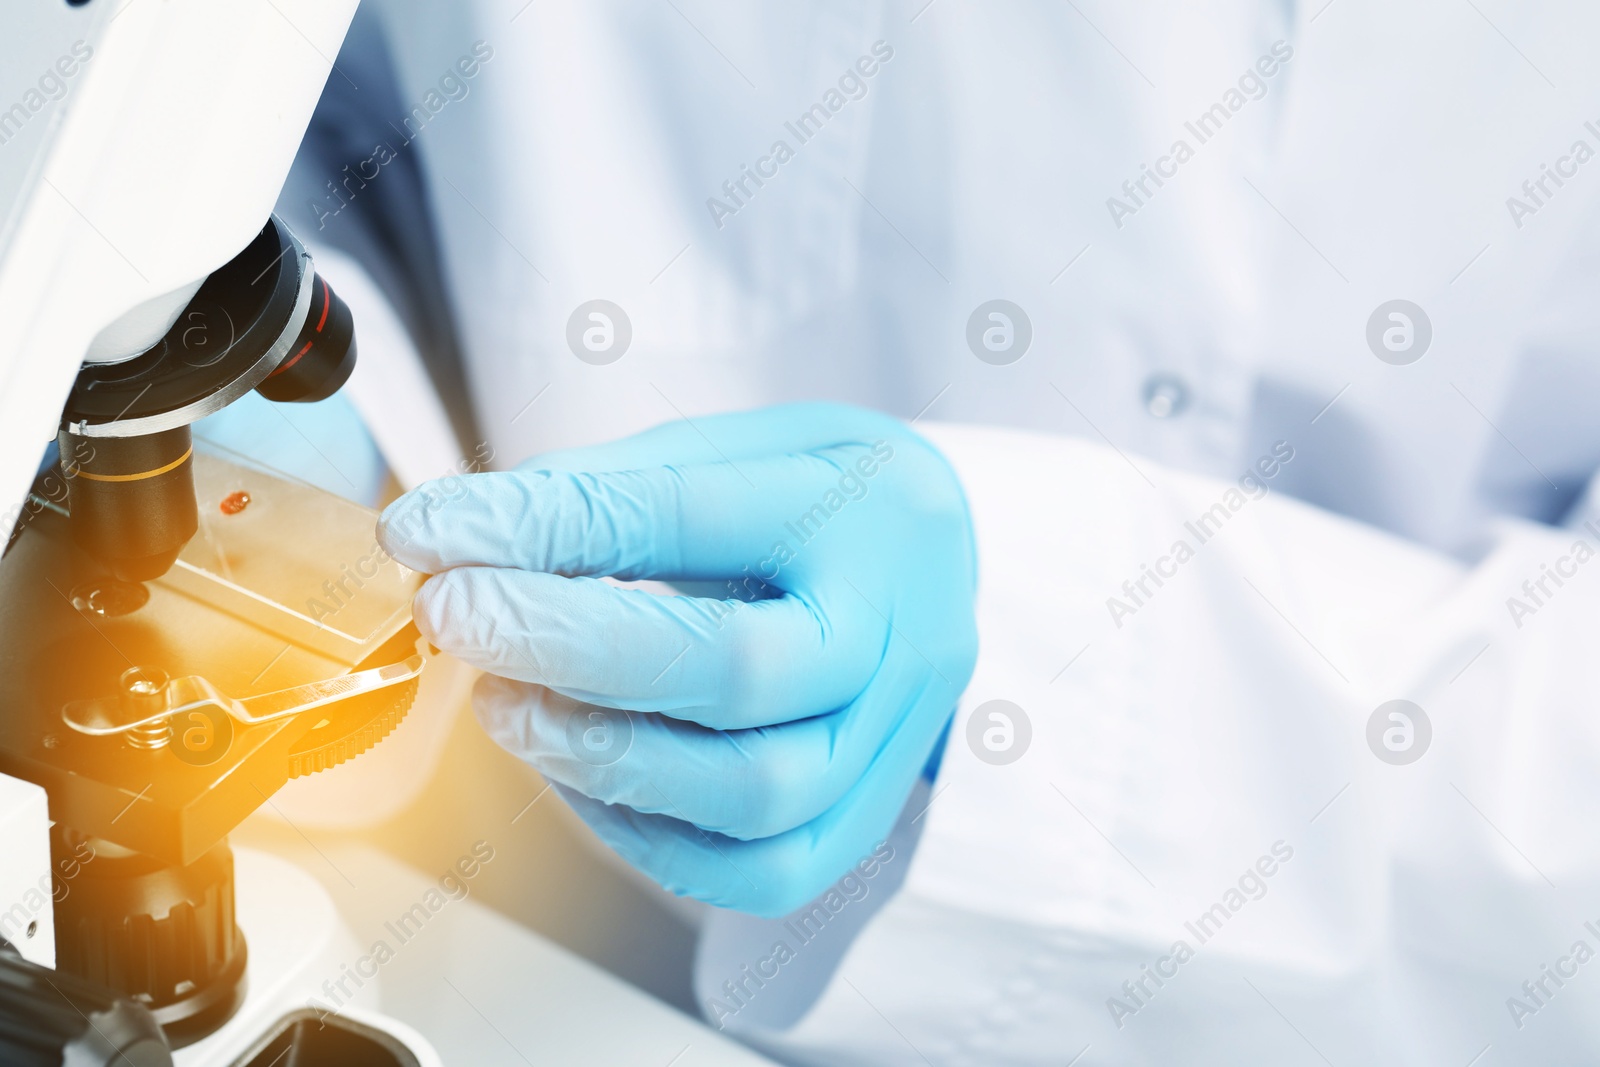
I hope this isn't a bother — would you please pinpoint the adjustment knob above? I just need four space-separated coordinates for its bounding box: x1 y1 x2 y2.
50 833 248 1050
0 942 172 1066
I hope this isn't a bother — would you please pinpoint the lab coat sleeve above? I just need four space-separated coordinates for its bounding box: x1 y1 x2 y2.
272 1 480 469
702 421 1600 1065
302 242 467 490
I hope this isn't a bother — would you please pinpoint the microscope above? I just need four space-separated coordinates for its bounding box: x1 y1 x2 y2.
0 3 438 1063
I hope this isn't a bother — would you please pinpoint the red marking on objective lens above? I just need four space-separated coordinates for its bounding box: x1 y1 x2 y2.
220 491 251 516
267 340 314 378
266 278 329 378
315 276 330 331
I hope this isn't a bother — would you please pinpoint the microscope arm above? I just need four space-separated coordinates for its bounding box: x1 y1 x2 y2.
0 0 360 542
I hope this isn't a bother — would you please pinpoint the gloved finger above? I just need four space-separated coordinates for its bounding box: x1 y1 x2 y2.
377 447 892 581
521 401 909 474
415 566 879 727
547 674 938 918
475 648 951 839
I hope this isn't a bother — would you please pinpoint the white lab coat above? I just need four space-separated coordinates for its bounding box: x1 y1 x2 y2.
702 423 1600 1063
288 0 1600 1061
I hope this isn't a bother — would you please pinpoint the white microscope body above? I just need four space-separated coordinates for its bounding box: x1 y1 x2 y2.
0 3 439 1063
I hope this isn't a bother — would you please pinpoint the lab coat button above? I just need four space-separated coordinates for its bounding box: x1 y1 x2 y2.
1142 374 1190 418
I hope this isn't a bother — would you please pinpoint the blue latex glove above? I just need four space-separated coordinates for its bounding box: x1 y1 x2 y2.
377 403 978 916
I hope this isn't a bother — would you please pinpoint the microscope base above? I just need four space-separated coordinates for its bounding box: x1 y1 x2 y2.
173 848 440 1067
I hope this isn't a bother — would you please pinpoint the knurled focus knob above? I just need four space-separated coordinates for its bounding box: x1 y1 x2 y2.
50 832 248 1050
0 941 172 1066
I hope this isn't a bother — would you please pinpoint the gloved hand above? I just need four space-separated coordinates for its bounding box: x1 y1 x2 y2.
376 403 977 917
